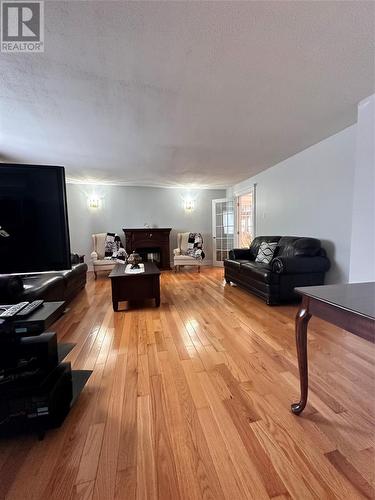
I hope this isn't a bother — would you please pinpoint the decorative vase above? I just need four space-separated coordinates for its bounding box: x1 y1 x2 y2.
127 251 142 269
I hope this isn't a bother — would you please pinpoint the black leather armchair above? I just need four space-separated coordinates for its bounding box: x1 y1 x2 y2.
224 236 330 305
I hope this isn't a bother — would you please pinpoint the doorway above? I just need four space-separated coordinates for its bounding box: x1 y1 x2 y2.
212 198 235 266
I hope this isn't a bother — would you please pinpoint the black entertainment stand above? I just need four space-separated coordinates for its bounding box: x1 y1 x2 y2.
0 302 92 439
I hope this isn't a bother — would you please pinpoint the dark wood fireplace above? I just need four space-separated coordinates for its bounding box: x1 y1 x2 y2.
123 228 172 270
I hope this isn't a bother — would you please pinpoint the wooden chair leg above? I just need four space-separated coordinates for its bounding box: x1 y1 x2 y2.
94 270 97 280
198 266 200 273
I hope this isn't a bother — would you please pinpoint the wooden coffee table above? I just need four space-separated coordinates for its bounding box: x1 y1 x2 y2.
109 262 161 311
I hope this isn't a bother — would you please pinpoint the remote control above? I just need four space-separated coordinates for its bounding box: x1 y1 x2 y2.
16 299 44 317
0 302 29 318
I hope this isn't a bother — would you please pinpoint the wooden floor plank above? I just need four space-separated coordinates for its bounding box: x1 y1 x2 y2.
136 395 157 500
75 422 105 485
150 374 182 500
326 449 375 499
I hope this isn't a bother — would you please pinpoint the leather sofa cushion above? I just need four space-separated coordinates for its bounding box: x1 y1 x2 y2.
240 262 279 284
48 263 87 301
230 272 280 295
21 275 66 302
276 237 322 258
73 262 88 274
54 263 88 279
228 248 252 260
224 259 251 270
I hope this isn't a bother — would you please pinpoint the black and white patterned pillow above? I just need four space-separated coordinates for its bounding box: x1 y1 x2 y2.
255 241 278 264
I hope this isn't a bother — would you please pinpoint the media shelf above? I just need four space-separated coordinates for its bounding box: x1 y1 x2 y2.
58 342 92 405
0 303 92 440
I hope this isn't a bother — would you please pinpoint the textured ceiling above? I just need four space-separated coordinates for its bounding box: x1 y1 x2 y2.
1 1 374 188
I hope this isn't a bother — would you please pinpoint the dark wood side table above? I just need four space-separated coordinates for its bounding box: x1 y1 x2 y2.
109 262 161 311
292 282 375 415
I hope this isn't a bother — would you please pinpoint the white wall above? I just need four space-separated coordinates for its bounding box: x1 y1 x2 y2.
228 126 357 283
349 95 375 282
66 184 225 266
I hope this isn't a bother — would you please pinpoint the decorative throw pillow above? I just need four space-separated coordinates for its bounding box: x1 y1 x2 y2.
255 241 278 264
104 232 123 257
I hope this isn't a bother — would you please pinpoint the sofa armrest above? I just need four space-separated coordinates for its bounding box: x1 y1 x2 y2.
228 248 252 260
272 256 331 275
91 251 98 261
173 248 181 256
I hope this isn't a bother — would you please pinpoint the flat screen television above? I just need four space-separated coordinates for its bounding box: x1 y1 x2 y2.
0 164 71 274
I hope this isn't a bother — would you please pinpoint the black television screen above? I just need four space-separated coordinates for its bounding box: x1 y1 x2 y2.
0 164 71 274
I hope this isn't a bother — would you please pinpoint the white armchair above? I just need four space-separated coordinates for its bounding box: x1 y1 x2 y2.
173 232 202 272
91 233 117 279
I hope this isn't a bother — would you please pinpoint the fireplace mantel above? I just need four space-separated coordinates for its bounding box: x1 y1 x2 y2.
123 228 172 270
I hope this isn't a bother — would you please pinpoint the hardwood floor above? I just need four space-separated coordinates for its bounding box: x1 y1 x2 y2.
1 268 374 500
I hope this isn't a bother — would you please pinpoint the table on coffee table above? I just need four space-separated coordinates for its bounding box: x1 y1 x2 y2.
109 262 161 311
291 282 375 415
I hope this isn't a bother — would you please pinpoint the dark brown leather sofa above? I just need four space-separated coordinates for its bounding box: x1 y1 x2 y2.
0 254 87 305
224 236 330 305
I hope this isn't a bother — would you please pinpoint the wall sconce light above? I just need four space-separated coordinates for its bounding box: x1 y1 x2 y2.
183 198 195 212
87 195 101 209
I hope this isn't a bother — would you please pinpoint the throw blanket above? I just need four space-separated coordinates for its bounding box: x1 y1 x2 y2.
104 233 124 259
186 232 205 260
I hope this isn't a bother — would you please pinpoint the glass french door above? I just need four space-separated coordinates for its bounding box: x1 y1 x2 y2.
237 191 255 247
212 198 235 266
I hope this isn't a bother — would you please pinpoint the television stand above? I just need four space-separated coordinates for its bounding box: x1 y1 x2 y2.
0 302 92 439
11 301 66 336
